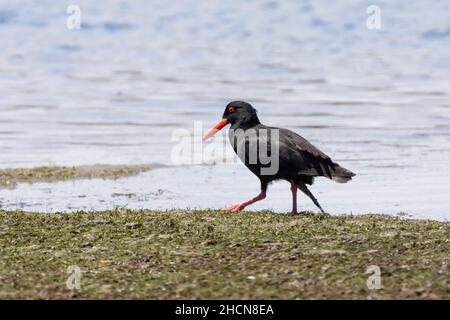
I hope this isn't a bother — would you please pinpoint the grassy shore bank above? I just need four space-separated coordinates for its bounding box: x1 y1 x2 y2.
0 209 448 299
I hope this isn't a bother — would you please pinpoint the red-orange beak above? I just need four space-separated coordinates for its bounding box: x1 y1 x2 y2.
202 118 229 141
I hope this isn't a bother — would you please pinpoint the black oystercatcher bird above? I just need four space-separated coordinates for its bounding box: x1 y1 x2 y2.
203 101 355 214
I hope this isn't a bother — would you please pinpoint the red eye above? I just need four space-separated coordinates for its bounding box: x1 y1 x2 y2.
228 107 235 113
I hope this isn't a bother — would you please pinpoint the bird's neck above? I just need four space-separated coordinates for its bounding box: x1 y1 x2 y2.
231 116 261 131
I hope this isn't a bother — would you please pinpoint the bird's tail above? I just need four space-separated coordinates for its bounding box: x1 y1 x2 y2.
330 164 355 183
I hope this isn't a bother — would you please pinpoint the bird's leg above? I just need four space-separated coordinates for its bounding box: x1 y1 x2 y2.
221 191 266 212
297 183 325 213
290 180 298 215
221 182 267 212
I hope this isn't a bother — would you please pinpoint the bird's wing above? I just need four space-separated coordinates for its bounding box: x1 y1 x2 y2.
279 128 330 159
277 128 336 178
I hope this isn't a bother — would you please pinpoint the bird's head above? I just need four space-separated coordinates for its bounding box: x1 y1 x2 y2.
203 101 260 141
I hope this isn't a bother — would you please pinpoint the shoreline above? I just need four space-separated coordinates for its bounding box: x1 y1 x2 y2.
1 165 448 222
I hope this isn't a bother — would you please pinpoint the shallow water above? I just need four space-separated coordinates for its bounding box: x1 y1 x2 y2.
1 1 449 220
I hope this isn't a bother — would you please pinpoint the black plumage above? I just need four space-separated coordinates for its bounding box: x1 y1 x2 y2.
203 101 355 214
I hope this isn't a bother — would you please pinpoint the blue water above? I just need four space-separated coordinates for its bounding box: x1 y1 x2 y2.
0 1 449 219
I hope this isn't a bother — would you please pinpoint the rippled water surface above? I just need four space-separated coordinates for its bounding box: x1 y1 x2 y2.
1 1 449 219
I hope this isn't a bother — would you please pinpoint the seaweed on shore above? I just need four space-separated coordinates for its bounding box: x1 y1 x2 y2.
0 209 448 299
0 164 154 188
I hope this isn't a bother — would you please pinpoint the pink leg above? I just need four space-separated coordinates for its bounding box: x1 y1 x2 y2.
221 190 267 212
290 180 298 215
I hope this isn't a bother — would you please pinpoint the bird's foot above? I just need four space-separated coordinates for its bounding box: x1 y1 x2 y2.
220 203 246 212
289 210 299 215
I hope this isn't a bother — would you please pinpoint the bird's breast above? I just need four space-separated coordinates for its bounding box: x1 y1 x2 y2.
228 128 280 176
